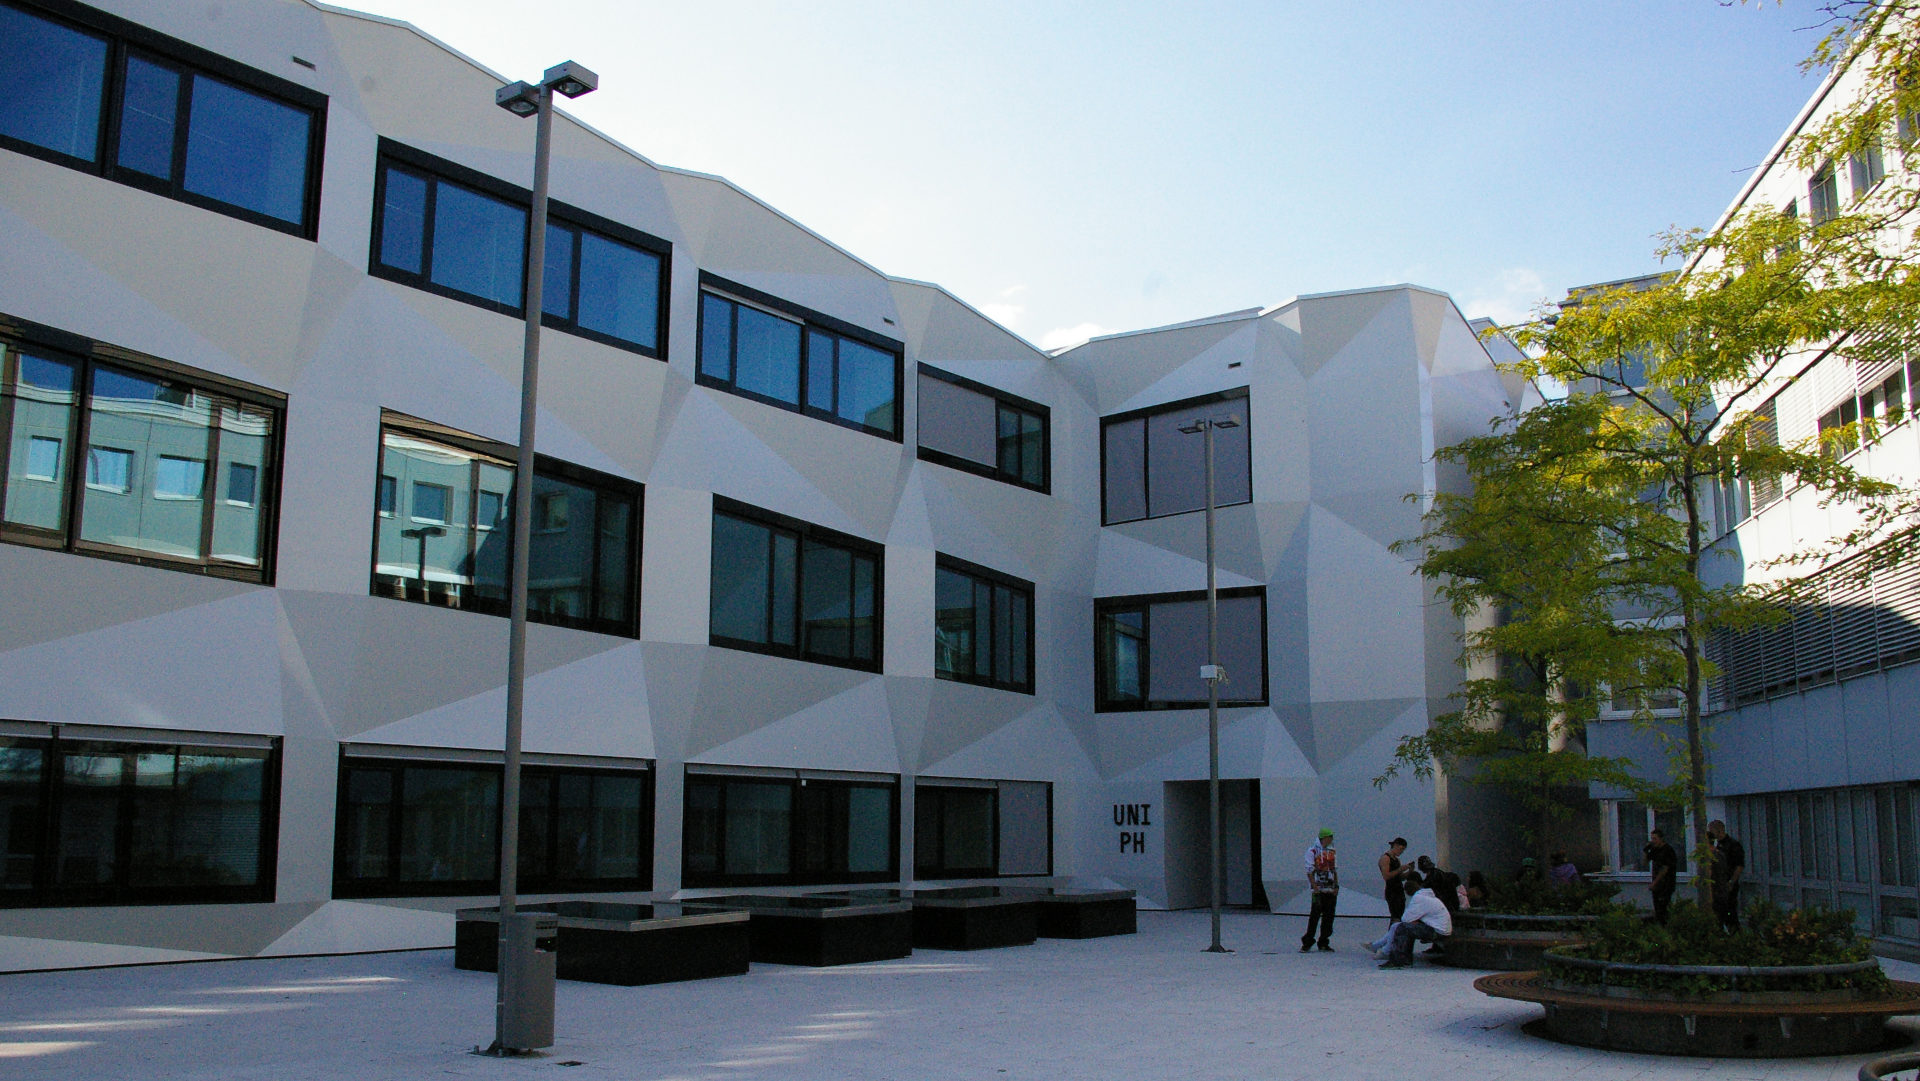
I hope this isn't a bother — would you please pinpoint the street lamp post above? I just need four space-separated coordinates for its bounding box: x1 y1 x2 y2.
490 61 597 1056
1179 414 1238 955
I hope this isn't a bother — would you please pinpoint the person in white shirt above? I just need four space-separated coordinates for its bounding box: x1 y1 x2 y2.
1378 873 1451 968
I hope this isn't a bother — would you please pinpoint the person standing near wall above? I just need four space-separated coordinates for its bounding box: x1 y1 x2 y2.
1301 828 1339 952
1379 838 1411 926
1644 828 1678 925
1707 819 1745 933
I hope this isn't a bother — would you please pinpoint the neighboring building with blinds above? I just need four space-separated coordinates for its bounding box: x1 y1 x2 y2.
1586 25 1920 954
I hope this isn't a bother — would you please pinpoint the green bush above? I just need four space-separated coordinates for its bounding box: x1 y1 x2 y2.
1478 873 1620 916
1549 900 1889 997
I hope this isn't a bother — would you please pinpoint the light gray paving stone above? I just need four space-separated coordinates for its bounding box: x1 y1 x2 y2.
0 911 1911 1080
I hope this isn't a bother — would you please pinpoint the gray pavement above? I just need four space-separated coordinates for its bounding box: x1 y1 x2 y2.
0 910 1913 1080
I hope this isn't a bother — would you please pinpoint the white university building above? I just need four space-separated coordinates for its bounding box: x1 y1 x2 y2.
2 0 1535 970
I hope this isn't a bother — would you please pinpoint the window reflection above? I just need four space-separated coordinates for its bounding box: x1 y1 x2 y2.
1101 391 1250 524
0 4 109 162
372 423 639 637
682 773 896 887
1096 588 1266 710
2 735 277 907
1 342 278 577
697 285 900 438
710 501 879 670
934 559 1034 693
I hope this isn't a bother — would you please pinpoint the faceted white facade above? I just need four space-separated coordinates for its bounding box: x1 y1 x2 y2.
0 0 1520 969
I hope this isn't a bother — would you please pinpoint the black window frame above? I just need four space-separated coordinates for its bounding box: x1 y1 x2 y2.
915 364 1050 493
0 729 282 909
680 769 900 889
1099 386 1252 526
708 495 884 672
330 752 655 899
368 139 672 358
933 553 1036 694
0 313 287 583
370 412 643 639
0 0 327 238
695 272 904 441
914 778 1053 881
1094 585 1269 712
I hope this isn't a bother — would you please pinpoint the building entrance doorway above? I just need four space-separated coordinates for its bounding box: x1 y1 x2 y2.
1162 779 1264 910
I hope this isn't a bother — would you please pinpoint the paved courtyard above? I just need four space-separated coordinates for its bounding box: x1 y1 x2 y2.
0 911 1913 1081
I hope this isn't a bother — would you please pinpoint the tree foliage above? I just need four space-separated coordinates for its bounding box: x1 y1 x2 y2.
1390 4 1920 896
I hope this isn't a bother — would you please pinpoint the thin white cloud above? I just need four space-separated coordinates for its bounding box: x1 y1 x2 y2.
1460 268 1552 327
1039 322 1112 351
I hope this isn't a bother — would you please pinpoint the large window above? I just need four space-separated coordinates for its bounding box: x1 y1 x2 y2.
1095 587 1267 711
935 555 1034 693
370 141 670 356
1724 786 1920 944
372 416 641 637
914 778 1051 880
916 366 1048 491
1101 388 1251 525
1 321 282 580
709 497 881 671
0 729 278 908
1809 162 1841 225
682 768 897 887
0 0 324 236
696 275 902 439
333 752 652 898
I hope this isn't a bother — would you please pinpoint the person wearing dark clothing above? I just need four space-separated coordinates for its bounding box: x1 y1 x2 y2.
1301 828 1339 951
1708 819 1745 932
1417 855 1461 916
1379 838 1411 923
1644 828 1679 925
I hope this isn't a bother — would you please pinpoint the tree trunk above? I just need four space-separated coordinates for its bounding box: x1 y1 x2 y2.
1681 476 1714 908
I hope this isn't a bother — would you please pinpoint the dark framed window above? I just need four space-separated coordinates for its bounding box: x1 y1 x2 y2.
370 140 670 357
0 730 279 908
682 769 897 888
1100 388 1251 525
696 273 902 440
916 366 1048 491
333 753 653 898
0 0 326 237
1809 162 1840 225
914 779 1052 880
709 496 881 671
1095 586 1268 711
934 554 1034 693
371 415 641 638
0 317 283 582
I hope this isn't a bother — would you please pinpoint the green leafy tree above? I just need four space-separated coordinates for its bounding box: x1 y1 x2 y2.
1377 395 1670 866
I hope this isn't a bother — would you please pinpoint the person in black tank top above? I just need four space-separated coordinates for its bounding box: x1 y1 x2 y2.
1379 838 1410 923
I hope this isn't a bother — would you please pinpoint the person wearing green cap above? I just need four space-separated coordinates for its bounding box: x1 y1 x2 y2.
1300 827 1339 951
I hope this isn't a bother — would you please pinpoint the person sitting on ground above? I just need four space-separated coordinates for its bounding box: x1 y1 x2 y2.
1549 851 1581 886
1379 871 1452 969
1517 856 1543 882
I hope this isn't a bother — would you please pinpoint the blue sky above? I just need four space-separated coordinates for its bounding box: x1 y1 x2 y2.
351 0 1831 349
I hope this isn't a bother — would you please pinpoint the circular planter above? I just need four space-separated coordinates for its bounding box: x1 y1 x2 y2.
1858 1050 1920 1080
1476 959 1920 1059
1439 912 1596 971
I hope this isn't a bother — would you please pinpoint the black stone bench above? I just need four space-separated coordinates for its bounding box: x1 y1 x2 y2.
679 894 914 967
455 901 750 986
826 887 1040 950
1005 886 1137 938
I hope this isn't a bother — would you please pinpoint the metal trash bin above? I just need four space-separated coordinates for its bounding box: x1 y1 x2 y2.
499 912 558 1051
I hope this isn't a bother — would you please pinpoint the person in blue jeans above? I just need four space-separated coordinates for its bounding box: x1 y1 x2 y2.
1379 873 1452 968
1300 828 1339 951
